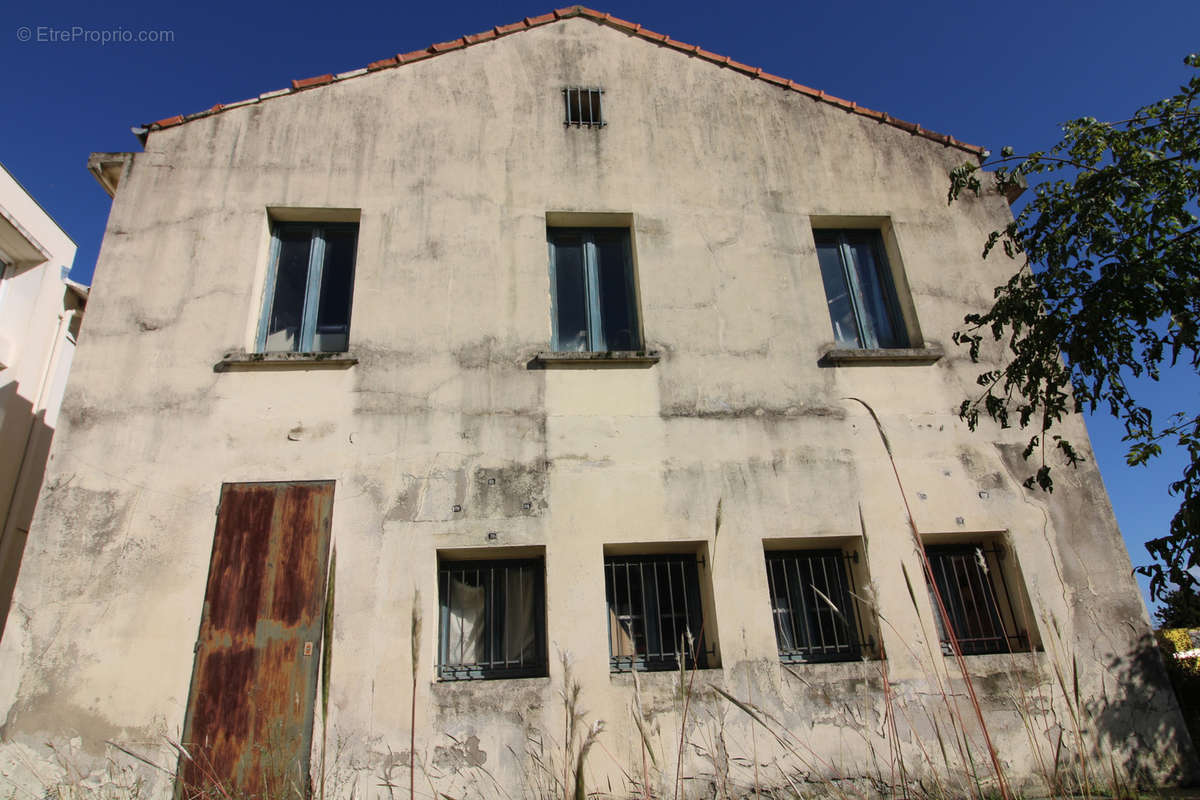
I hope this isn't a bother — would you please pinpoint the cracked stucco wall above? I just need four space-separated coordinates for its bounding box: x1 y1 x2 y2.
0 15 1192 799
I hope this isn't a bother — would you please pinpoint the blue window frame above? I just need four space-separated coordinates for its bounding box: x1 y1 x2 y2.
547 227 641 352
256 222 358 353
813 229 908 350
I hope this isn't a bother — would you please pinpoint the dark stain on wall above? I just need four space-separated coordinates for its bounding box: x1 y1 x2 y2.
660 402 846 421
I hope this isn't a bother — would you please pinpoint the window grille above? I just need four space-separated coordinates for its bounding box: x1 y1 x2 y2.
563 87 604 127
605 554 707 672
437 558 546 680
765 549 867 663
925 543 1029 656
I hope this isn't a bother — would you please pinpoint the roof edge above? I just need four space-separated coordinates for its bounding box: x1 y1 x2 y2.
87 152 134 198
140 6 985 157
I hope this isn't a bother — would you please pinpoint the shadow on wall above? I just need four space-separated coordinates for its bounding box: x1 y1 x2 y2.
1095 631 1200 784
0 378 56 643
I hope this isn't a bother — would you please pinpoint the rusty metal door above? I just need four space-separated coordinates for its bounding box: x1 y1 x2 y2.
179 481 334 800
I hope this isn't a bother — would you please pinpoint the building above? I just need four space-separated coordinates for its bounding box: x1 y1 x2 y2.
0 8 1192 799
0 162 86 641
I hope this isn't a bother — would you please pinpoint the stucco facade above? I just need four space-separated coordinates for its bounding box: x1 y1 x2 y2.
0 162 85 641
0 9 1191 799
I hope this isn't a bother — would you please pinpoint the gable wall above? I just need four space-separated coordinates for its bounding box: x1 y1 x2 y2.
0 17 1189 798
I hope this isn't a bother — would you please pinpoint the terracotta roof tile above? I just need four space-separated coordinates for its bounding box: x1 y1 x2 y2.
663 38 699 54
600 13 639 31
397 48 433 63
291 74 333 90
139 7 984 156
725 59 757 77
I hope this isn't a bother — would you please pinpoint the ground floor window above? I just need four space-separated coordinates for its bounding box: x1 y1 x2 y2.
765 548 868 663
924 542 1032 656
605 553 709 672
437 557 546 680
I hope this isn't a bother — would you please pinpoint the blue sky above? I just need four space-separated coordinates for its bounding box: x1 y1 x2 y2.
3 0 1198 614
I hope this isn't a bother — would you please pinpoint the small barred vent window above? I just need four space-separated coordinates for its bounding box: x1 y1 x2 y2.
564 87 604 127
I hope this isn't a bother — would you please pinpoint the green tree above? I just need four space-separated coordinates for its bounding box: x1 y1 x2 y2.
947 54 1200 600
1157 583 1200 629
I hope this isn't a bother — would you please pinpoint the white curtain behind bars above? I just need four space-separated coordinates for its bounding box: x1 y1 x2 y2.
445 570 535 666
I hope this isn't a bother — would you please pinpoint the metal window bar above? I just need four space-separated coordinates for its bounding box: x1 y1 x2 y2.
765 550 866 663
605 555 707 672
437 559 546 680
563 87 605 127
925 544 1029 656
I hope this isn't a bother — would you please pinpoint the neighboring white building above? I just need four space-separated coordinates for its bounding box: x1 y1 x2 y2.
0 162 86 638
0 8 1193 800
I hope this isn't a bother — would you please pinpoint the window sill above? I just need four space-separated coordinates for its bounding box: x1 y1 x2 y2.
214 351 359 373
529 350 661 369
819 344 944 366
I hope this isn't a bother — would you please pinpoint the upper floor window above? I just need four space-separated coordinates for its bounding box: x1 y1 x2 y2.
813 228 908 350
547 227 641 352
256 222 358 353
563 87 604 128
